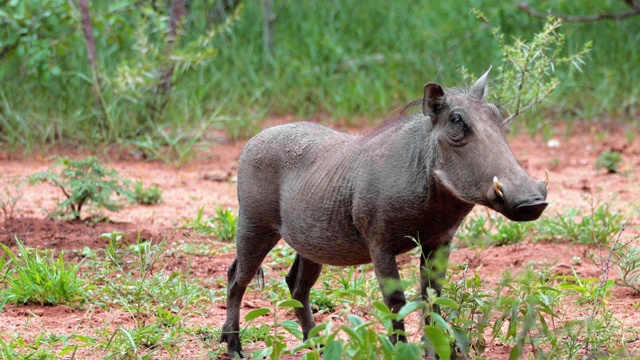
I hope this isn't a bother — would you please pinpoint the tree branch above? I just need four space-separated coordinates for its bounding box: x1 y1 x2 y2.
159 0 186 94
263 0 276 63
517 2 640 22
0 43 18 61
79 0 107 126
502 96 547 125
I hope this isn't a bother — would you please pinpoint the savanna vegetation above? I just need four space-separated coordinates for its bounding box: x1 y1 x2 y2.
1 0 639 154
1 0 640 359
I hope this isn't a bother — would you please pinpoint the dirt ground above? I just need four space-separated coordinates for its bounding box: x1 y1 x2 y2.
1 117 640 359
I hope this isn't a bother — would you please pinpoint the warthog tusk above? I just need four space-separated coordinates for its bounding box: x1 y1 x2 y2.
493 176 504 200
543 169 550 187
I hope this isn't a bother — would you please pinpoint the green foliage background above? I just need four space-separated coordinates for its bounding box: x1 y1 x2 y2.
1 0 638 151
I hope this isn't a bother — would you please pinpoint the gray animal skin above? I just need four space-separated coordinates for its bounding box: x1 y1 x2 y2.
220 68 548 358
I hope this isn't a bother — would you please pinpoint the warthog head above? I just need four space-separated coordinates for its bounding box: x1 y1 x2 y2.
423 68 548 221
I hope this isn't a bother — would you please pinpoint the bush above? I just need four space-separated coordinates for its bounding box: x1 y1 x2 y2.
595 150 623 173
28 156 131 220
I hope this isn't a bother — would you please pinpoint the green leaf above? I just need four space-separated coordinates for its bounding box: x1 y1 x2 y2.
509 337 525 360
347 314 364 327
344 289 367 297
372 300 392 315
424 325 451 360
50 64 61 76
307 323 329 339
281 320 303 339
394 342 422 360
433 297 459 310
277 299 303 308
116 328 138 353
429 312 453 334
245 307 271 322
397 300 424 320
323 340 343 360
301 352 320 360
451 326 470 356
252 347 273 360
338 325 362 344
378 334 396 356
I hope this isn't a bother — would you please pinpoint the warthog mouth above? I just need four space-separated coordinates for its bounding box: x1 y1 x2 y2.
508 200 548 222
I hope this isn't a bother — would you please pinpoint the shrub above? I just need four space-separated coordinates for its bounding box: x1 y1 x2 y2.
28 156 131 220
595 151 623 173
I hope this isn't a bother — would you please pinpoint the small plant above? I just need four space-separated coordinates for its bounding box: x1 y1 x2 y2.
536 191 623 245
489 216 534 246
130 180 163 205
244 294 304 360
537 204 622 245
267 243 297 269
595 150 623 173
490 265 564 359
443 266 494 356
612 238 640 294
0 239 89 308
456 212 533 248
456 215 491 248
0 178 23 222
209 205 238 241
28 156 131 220
183 205 238 241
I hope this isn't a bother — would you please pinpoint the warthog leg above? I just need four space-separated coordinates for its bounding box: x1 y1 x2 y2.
221 219 280 359
285 254 323 340
370 246 408 343
420 238 452 358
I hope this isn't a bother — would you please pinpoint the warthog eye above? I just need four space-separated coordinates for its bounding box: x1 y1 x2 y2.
448 113 468 140
449 113 464 125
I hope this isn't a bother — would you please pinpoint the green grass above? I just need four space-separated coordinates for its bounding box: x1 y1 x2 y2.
0 1 638 155
456 196 625 247
0 239 89 308
130 180 163 205
0 216 638 358
181 205 238 241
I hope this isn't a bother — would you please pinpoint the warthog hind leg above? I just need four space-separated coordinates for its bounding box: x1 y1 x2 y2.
220 220 280 359
285 254 323 340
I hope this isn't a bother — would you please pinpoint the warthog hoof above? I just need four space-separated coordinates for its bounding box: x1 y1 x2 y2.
220 331 244 359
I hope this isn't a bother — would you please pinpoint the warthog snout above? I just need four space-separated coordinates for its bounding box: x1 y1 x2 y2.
488 177 548 222
513 199 548 221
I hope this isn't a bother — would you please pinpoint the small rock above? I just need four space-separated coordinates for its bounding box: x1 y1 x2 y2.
547 139 560 148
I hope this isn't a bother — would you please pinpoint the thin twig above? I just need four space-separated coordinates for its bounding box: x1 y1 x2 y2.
502 97 546 124
517 3 640 22
591 223 627 319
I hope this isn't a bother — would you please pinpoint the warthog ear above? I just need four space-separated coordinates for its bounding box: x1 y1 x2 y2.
469 66 492 101
423 82 445 118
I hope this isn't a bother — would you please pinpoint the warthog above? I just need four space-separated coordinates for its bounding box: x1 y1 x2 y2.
221 68 548 358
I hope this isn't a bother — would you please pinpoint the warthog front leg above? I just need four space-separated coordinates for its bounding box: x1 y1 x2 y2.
285 254 323 340
420 240 451 358
370 247 408 344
